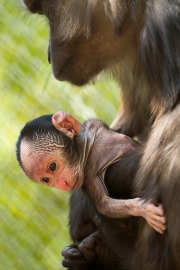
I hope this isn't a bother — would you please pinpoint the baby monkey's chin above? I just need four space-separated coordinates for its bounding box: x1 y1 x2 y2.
72 172 84 190
55 185 74 192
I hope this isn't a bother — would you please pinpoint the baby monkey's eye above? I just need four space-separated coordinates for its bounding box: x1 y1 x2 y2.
41 177 50 183
49 162 57 172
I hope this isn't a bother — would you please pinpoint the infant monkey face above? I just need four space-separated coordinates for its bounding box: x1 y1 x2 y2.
20 140 84 191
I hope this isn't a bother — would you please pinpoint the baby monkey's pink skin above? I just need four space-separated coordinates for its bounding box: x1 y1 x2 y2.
20 111 166 234
20 144 84 191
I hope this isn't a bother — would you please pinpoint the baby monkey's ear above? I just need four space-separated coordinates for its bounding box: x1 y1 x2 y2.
52 111 82 139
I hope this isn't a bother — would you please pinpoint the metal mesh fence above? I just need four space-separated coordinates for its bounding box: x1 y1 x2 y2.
0 1 119 269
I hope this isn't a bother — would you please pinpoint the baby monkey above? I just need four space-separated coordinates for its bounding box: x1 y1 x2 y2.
16 110 166 233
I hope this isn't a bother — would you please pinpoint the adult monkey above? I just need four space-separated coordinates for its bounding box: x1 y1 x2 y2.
21 0 180 269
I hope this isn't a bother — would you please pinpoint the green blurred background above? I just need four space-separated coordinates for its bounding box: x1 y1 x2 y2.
0 1 119 269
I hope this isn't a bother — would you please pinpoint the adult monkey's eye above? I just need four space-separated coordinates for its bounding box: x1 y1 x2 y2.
41 177 50 183
49 162 57 172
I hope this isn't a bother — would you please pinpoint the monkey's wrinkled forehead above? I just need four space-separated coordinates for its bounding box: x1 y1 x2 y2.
20 138 65 179
20 139 45 179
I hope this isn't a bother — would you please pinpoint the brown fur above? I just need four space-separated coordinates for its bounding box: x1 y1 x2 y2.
22 1 180 269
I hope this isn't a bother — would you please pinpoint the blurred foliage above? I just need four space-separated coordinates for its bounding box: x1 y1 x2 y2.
0 1 119 269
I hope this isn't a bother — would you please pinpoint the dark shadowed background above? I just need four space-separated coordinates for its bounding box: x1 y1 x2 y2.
0 1 119 269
